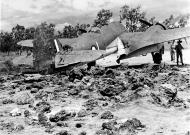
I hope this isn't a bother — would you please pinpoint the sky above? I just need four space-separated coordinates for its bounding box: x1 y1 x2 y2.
1 0 190 32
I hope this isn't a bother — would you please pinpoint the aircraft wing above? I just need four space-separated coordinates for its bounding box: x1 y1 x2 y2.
17 39 33 47
136 27 190 47
119 27 190 59
55 50 106 68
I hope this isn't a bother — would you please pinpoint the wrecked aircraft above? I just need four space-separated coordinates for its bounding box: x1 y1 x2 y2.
17 21 190 73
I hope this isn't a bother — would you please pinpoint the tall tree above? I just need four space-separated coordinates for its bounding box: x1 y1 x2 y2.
93 9 113 28
163 14 190 29
33 22 55 70
12 24 25 41
120 5 146 32
0 32 14 55
25 27 35 39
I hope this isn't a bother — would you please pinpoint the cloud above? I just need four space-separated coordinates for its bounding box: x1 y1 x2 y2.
1 0 190 31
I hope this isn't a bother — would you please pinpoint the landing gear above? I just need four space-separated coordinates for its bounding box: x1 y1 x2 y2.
151 52 162 64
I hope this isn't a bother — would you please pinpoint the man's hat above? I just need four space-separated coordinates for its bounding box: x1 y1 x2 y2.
177 39 182 43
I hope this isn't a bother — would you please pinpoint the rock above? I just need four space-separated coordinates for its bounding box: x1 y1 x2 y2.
68 88 80 96
100 85 124 97
77 109 88 117
23 74 43 83
0 122 15 132
35 101 51 113
102 120 117 131
68 68 84 82
78 131 87 135
38 112 48 126
10 108 21 116
30 88 39 93
2 98 14 104
24 110 31 117
75 123 82 128
49 110 75 122
55 130 71 135
45 128 54 134
13 91 34 105
15 124 24 131
83 99 98 111
95 129 115 135
56 122 68 127
90 66 105 77
31 82 45 89
172 66 180 71
100 111 114 119
104 69 116 78
119 118 145 132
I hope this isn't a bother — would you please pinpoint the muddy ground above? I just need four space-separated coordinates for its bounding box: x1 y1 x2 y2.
0 52 190 135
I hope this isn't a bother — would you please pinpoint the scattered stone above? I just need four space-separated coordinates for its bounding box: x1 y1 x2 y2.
38 112 48 126
35 101 51 113
102 120 117 131
31 82 45 89
104 69 116 78
77 109 88 117
56 122 68 127
24 110 31 117
30 88 39 93
83 99 98 111
45 128 55 133
119 118 145 133
90 66 105 77
68 67 84 82
78 131 87 135
15 124 24 131
13 91 34 105
23 74 43 83
55 130 71 135
49 110 75 122
2 98 14 104
95 129 115 135
0 122 15 132
10 108 21 117
75 123 82 128
68 88 80 95
100 111 114 119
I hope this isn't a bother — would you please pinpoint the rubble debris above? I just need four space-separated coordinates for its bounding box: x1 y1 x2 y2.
90 66 105 77
2 98 14 104
68 67 85 82
100 111 114 119
56 122 68 127
14 124 24 131
77 109 88 117
24 110 31 117
78 131 87 135
13 91 34 105
35 101 51 113
119 118 145 133
102 120 117 131
38 112 49 126
0 122 15 132
83 99 98 111
49 110 76 122
10 108 21 117
55 130 71 135
75 123 82 128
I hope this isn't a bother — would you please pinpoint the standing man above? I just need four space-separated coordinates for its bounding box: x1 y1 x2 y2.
175 39 184 65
